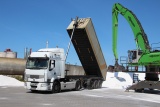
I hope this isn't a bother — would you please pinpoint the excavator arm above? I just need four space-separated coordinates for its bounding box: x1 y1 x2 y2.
112 3 150 62
111 3 160 68
111 3 160 91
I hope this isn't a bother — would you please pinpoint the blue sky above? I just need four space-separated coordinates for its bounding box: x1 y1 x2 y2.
0 0 160 66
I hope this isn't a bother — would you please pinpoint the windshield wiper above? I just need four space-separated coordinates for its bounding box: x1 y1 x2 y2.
37 67 47 69
26 67 47 69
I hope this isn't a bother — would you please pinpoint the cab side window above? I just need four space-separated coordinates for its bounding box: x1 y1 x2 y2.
49 60 55 71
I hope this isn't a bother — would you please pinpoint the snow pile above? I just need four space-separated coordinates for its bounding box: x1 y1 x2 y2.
102 72 141 89
102 72 160 89
0 75 24 86
102 72 133 89
0 72 159 89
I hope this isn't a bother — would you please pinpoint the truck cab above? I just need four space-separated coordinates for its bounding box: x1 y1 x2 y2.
24 48 79 93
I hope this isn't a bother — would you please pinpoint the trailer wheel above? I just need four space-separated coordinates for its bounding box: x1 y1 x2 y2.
99 80 103 88
96 80 100 88
135 88 143 92
52 81 61 93
93 80 98 89
74 80 81 91
98 80 103 88
87 79 94 89
95 80 99 89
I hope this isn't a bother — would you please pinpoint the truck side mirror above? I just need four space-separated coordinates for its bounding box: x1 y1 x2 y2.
49 60 55 71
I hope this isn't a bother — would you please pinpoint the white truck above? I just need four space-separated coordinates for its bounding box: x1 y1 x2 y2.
24 48 81 93
24 17 107 93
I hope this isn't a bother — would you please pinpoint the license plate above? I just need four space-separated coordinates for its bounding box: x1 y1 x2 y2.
30 83 38 86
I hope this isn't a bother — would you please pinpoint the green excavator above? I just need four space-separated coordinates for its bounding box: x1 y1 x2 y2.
110 3 160 91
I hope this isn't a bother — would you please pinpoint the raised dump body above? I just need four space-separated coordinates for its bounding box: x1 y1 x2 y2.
67 18 107 80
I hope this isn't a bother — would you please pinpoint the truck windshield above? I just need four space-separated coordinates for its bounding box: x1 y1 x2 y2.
26 57 49 69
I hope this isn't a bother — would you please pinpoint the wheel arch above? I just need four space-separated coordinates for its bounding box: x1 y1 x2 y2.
50 78 60 88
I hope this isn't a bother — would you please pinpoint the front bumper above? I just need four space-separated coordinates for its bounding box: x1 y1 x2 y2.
24 82 51 91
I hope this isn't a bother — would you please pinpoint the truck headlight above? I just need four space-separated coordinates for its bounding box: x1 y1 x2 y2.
41 83 48 87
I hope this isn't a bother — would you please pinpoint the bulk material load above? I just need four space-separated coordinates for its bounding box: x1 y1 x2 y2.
0 75 23 87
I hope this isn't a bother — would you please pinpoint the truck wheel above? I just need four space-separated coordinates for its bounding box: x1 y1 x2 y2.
87 79 94 89
82 80 87 88
92 80 97 89
31 90 38 93
97 80 100 88
52 81 61 93
95 80 99 89
74 80 81 91
135 88 143 92
98 80 103 88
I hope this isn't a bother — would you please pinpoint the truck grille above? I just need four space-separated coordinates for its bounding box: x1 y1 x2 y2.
30 82 38 86
31 86 37 89
30 75 39 79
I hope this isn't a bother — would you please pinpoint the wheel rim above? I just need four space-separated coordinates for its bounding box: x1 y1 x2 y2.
55 84 59 92
53 82 60 93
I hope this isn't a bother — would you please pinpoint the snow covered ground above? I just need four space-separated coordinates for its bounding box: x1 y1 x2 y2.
0 75 24 87
0 72 159 89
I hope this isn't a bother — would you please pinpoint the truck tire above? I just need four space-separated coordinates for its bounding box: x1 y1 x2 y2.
74 80 81 91
92 80 97 89
87 79 92 89
98 80 103 88
87 79 97 89
31 90 38 93
135 88 143 92
96 80 100 88
52 81 61 93
94 80 99 89
82 80 87 88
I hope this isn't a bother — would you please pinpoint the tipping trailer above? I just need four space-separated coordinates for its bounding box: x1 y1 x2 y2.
24 17 107 93
67 18 107 89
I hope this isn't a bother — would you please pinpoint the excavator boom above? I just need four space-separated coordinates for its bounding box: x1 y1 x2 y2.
112 3 150 61
111 3 160 91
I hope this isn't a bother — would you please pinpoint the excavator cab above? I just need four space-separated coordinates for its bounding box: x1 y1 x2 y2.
107 49 143 72
128 49 142 64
